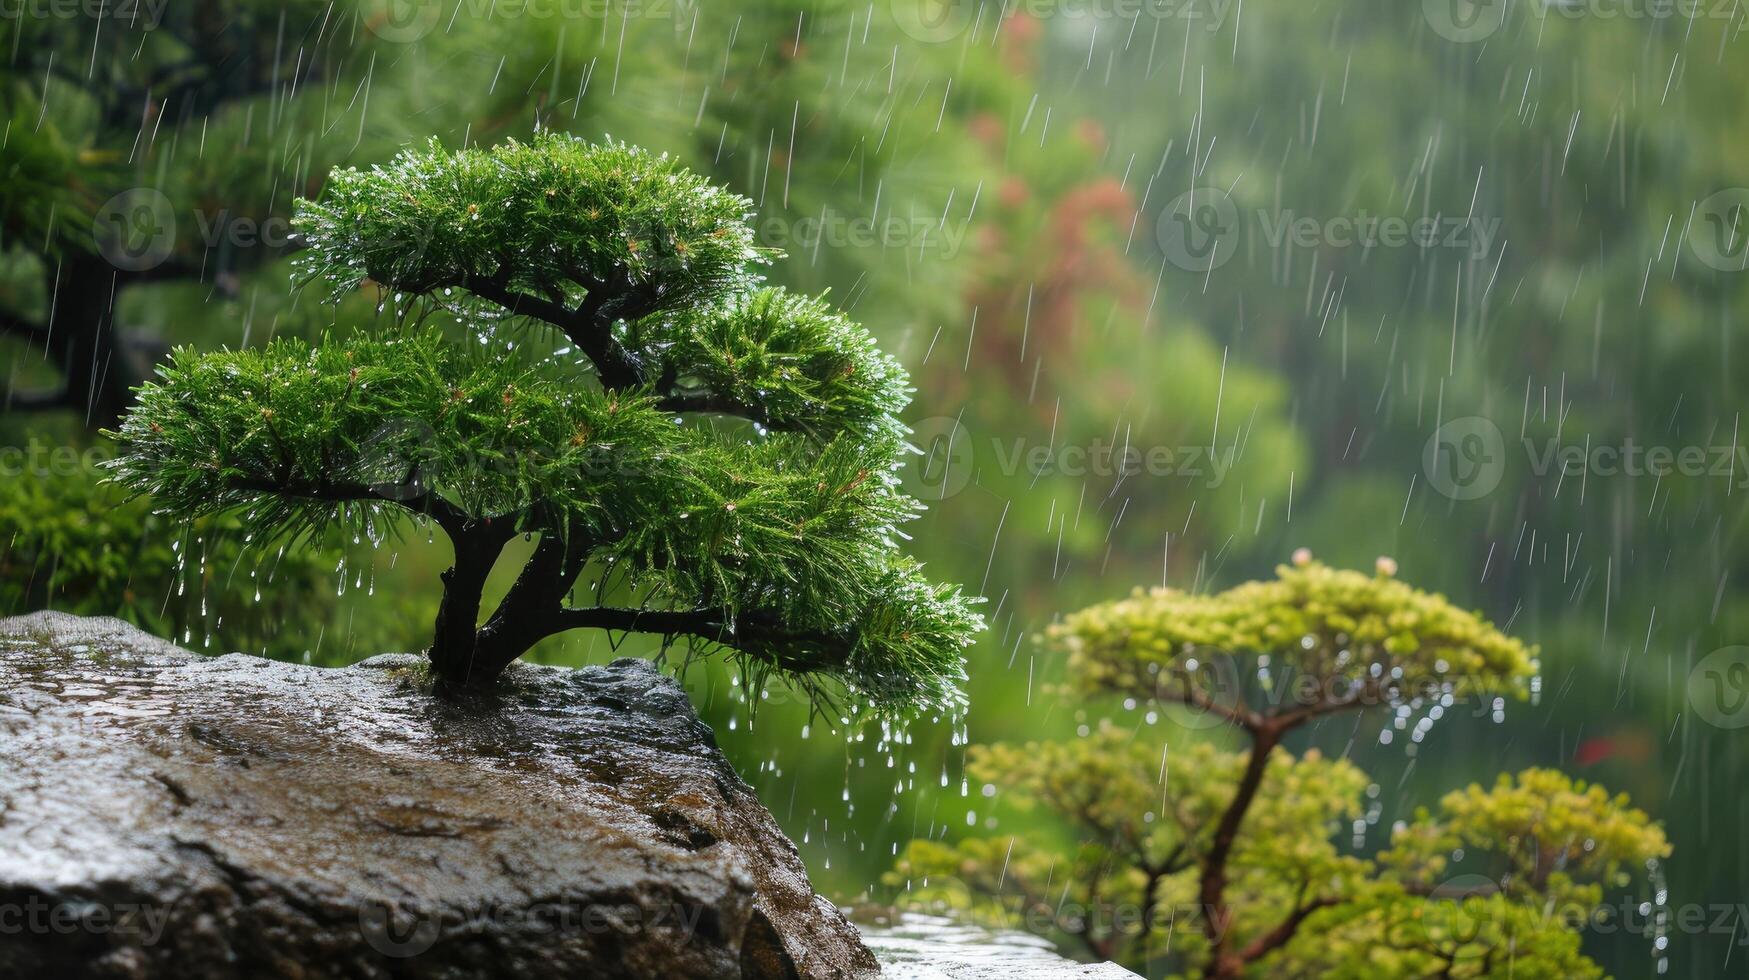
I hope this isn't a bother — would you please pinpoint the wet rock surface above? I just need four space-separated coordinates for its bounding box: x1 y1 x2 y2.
0 611 877 979
856 913 1139 979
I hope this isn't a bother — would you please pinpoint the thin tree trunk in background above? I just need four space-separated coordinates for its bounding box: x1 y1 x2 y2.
1200 727 1281 979
42 252 136 430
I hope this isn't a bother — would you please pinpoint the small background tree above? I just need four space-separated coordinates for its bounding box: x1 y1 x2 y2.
888 555 1670 978
0 1 391 425
107 134 982 711
0 2 376 654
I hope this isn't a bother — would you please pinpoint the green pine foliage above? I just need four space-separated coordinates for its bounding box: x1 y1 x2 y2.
886 557 1669 978
107 133 983 711
1056 552 1539 724
295 137 769 328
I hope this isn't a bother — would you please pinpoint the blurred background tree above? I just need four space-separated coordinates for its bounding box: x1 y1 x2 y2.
890 560 1670 977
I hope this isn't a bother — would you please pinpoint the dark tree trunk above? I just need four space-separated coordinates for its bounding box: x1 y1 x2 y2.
427 523 513 687
470 531 591 678
45 252 137 431
1200 725 1282 980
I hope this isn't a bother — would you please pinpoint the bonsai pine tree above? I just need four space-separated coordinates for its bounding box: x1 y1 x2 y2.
889 555 1670 978
106 134 983 710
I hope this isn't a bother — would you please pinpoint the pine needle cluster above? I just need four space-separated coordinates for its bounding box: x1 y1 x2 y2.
107 133 983 710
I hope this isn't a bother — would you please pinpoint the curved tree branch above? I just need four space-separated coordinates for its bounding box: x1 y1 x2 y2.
461 273 584 334
461 271 646 389
655 392 775 426
1238 891 1342 964
225 473 471 534
1199 724 1283 979
549 605 850 663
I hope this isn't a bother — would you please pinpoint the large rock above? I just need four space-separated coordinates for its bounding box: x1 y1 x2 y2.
0 611 877 979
